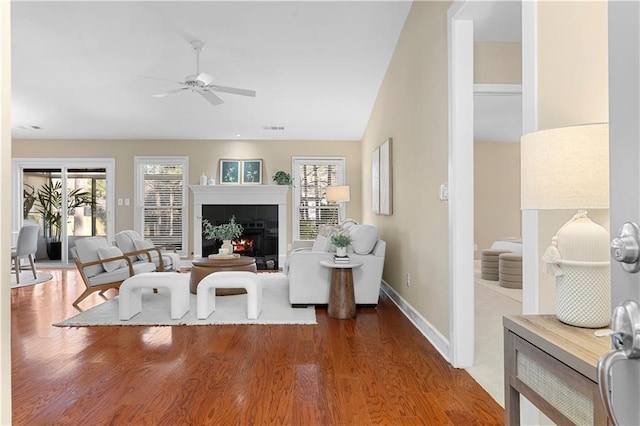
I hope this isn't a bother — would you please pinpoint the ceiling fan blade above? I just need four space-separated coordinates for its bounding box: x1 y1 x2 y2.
200 91 224 106
196 72 215 86
152 88 187 98
208 84 256 97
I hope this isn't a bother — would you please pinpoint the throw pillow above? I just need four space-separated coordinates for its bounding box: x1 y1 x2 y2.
133 239 160 262
348 224 379 255
74 237 107 277
314 225 340 252
97 246 127 273
311 234 330 252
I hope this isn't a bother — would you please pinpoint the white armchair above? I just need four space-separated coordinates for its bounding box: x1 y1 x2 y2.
115 230 181 272
70 236 157 307
286 224 386 307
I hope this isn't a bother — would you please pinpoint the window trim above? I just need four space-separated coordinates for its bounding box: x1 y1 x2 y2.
291 156 346 240
134 156 189 256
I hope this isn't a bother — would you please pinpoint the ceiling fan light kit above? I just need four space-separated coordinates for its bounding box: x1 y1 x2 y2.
150 40 256 106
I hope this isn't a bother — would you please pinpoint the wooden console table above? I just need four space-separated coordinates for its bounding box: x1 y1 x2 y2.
503 315 611 425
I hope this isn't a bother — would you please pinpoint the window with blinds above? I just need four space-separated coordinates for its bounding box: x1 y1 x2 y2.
135 157 188 255
293 157 345 240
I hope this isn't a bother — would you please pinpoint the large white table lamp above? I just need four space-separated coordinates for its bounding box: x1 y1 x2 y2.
521 123 610 328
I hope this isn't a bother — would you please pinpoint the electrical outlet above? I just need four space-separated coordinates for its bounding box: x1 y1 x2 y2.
406 273 411 286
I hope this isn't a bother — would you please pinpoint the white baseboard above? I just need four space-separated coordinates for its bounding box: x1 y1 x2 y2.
380 280 450 363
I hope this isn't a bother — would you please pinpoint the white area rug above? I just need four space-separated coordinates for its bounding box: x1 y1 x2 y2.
11 271 53 288
54 273 316 326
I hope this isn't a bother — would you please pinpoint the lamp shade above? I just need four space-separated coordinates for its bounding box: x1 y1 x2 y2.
326 185 350 203
521 123 609 210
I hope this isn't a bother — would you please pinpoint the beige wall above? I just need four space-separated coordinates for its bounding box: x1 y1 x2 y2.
474 42 522 84
474 142 521 257
538 1 608 130
535 1 609 313
473 42 523 259
361 1 451 335
12 139 362 257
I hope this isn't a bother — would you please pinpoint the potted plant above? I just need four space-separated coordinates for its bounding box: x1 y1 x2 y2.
330 232 351 257
272 171 292 186
33 179 92 260
202 215 244 255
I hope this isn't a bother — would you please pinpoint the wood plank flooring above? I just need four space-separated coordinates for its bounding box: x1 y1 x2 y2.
11 268 504 425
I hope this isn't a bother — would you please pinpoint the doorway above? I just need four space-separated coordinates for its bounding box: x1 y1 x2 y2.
13 158 115 265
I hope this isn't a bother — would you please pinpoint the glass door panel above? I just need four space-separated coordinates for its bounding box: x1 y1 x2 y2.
23 167 107 265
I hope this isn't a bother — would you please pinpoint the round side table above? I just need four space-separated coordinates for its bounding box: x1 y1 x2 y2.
320 260 363 319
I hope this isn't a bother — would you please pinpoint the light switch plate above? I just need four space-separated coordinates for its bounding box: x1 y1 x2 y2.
439 183 449 201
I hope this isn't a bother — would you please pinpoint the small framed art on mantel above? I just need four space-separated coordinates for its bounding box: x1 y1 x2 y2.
219 159 240 184
241 159 263 184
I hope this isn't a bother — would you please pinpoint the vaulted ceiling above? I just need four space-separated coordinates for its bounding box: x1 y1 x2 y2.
11 1 412 140
11 1 521 142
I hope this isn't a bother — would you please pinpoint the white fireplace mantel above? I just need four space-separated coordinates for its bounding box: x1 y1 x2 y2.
189 185 289 266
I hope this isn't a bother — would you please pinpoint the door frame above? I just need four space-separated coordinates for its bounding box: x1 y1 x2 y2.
12 158 116 264
448 0 536 367
447 1 475 368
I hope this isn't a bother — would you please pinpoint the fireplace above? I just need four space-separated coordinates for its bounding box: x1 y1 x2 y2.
190 185 289 269
202 204 278 270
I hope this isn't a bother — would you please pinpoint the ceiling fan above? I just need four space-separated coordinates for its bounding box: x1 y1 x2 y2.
148 40 256 106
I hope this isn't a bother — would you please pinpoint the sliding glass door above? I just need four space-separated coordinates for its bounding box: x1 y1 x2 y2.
14 159 115 265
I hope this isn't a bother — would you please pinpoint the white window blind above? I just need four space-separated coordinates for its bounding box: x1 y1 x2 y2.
135 157 188 255
293 157 345 240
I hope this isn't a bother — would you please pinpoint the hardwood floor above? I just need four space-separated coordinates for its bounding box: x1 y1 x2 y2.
11 268 504 425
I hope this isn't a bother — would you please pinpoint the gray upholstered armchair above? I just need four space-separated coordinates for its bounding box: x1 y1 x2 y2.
285 224 386 307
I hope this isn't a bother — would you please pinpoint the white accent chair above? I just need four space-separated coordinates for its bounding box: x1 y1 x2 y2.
71 236 156 307
115 230 181 272
11 225 39 284
286 224 386 307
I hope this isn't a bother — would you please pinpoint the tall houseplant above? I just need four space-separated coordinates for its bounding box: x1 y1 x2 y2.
34 179 92 260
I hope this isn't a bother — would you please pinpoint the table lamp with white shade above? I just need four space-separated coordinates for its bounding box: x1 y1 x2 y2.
521 123 610 328
326 185 350 224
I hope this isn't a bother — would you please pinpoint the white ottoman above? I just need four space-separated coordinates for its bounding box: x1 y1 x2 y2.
119 272 190 320
197 271 262 320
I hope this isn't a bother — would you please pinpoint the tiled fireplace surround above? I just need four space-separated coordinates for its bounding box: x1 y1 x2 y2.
189 185 289 268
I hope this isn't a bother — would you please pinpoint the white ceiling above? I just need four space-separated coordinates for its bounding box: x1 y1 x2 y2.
11 1 522 142
11 1 412 140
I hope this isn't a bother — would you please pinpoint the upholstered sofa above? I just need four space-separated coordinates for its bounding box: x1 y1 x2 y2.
285 224 386 307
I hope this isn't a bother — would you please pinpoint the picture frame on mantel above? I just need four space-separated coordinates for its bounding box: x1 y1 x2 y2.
219 159 240 184
241 159 263 184
379 138 392 215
